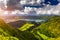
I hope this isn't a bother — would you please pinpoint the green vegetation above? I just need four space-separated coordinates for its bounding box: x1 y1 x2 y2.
0 18 37 40
0 35 19 40
31 16 60 40
19 23 34 31
0 16 60 40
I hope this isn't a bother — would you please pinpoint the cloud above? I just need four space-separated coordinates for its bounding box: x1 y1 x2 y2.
16 3 60 15
7 0 20 6
0 0 60 16
20 0 45 6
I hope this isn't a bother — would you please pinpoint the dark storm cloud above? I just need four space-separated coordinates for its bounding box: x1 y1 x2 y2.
7 0 20 6
5 0 24 11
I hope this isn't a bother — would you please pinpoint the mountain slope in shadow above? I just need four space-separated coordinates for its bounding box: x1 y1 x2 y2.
0 18 38 40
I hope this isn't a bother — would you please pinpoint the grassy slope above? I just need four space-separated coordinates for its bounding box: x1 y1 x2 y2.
31 16 60 40
0 18 37 40
19 23 34 31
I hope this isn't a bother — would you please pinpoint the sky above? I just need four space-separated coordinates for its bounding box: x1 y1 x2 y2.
0 0 60 16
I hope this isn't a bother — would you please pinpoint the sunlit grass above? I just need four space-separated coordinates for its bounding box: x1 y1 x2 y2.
0 35 19 40
19 23 34 31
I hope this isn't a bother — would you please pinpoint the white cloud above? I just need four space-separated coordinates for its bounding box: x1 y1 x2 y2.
21 3 60 15
3 3 60 15
37 0 44 4
30 0 35 5
20 0 45 5
0 0 60 16
20 0 27 5
0 0 8 8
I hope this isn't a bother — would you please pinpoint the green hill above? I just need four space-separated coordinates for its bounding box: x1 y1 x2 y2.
0 18 37 40
32 16 60 40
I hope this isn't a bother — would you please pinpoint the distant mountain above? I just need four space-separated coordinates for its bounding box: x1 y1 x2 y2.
8 20 26 28
3 14 55 23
